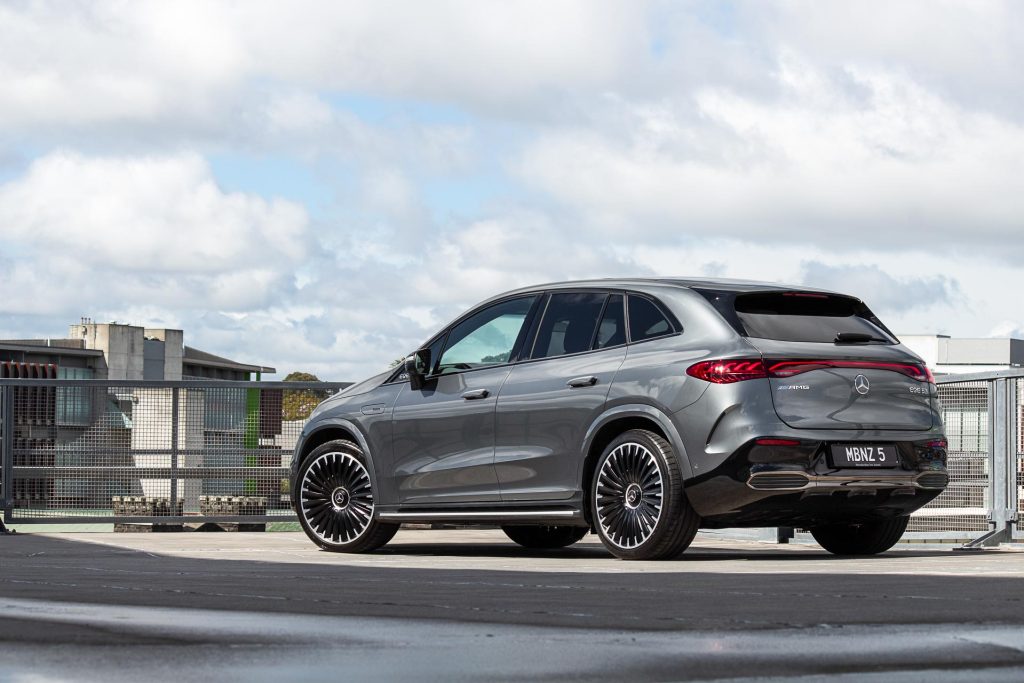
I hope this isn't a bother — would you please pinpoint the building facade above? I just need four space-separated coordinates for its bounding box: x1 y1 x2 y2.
1 321 273 381
900 334 1024 376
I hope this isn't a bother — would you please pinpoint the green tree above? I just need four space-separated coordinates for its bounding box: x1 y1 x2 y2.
282 371 329 421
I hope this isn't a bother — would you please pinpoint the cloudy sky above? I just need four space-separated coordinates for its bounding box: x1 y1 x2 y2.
1 1 1022 380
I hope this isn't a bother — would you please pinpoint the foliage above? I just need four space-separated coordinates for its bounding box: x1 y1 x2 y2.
282 371 328 421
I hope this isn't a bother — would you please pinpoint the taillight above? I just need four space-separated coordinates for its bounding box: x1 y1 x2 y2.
755 438 801 447
766 359 932 382
686 359 767 383
687 358 933 383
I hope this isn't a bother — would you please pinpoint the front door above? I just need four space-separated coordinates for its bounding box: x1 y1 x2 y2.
390 296 538 505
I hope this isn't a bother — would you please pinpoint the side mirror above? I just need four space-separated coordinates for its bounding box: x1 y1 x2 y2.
404 348 431 390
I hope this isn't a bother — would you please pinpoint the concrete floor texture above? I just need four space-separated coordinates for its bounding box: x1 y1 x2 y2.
0 529 1022 682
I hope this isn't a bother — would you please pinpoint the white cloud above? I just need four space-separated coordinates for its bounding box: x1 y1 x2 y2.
1 2 1023 381
0 151 308 272
797 262 960 314
516 56 1024 256
0 151 309 318
0 1 248 130
0 1 650 135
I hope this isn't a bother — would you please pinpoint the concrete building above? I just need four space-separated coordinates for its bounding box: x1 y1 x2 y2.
0 320 274 380
900 334 1024 375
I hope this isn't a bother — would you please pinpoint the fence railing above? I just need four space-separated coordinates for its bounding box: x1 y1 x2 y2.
1 379 349 528
2 373 1021 543
906 370 1022 546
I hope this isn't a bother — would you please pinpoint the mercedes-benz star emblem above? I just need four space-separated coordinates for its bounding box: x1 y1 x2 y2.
853 374 870 395
332 488 350 508
625 483 642 508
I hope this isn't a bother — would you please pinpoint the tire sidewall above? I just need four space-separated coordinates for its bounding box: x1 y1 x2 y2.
296 439 384 552
589 429 687 560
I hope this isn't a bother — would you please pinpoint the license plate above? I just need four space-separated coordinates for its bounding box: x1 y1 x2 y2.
830 444 899 468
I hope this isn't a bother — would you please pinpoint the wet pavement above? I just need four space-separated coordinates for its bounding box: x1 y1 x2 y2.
1 529 1022 681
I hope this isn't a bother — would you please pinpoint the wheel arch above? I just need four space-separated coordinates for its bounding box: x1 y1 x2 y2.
292 419 381 509
578 405 694 525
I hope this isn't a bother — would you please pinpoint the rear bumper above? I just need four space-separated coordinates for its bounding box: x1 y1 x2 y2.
685 436 948 528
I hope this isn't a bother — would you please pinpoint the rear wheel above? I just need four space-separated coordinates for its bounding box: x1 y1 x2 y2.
590 429 699 560
810 516 909 555
296 439 399 553
502 525 588 549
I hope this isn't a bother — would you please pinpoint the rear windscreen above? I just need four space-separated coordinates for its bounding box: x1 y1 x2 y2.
700 290 895 344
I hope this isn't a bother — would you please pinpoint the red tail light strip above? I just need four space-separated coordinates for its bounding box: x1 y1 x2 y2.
767 359 933 382
686 358 934 384
755 438 802 447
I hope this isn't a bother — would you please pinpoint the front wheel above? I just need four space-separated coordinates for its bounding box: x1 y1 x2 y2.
810 516 909 555
296 439 399 553
590 429 699 560
502 525 589 549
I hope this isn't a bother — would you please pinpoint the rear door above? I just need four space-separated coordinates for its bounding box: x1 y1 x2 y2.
713 290 936 431
494 291 627 501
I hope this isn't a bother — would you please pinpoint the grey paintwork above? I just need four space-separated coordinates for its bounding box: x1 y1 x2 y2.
495 344 626 501
292 277 946 525
391 365 510 504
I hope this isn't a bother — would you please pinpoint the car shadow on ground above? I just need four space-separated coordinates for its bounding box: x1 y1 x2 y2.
375 538 966 561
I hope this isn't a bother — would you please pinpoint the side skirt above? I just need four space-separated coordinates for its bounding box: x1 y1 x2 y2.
377 507 587 526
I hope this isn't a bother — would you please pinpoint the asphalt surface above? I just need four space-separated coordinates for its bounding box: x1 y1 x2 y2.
1 529 1022 682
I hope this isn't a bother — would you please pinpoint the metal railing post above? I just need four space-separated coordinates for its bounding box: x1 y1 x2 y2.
1 385 14 530
991 378 1010 535
169 387 179 506
1011 379 1022 540
1000 378 1019 537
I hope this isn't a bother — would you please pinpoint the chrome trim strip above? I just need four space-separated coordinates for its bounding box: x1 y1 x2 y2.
378 510 578 520
746 471 948 492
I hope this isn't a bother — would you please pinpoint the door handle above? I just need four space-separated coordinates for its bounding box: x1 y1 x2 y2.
461 388 490 400
567 376 598 388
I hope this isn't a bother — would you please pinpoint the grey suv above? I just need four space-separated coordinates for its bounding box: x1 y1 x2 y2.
291 278 947 559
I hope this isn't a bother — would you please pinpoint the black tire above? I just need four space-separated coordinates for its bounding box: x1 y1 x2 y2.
810 516 909 555
296 439 399 553
590 429 699 560
502 525 589 549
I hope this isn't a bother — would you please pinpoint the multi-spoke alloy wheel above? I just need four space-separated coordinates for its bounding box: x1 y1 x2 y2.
590 429 700 560
296 440 398 553
596 442 664 549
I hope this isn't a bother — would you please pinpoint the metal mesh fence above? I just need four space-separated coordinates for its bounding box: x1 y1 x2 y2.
3 375 1020 538
1 380 347 523
908 380 990 533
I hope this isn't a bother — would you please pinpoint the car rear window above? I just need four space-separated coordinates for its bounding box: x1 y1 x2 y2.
627 295 675 342
702 290 895 344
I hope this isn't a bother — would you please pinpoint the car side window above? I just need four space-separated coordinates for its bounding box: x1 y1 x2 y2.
595 294 625 349
436 297 536 374
627 295 674 342
531 292 607 359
